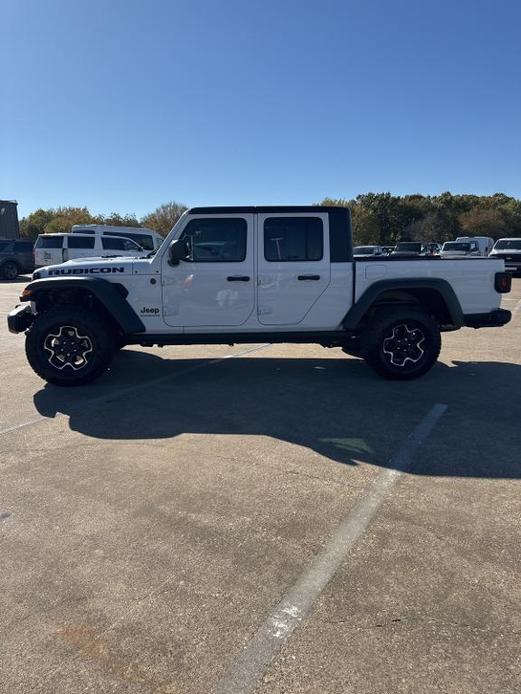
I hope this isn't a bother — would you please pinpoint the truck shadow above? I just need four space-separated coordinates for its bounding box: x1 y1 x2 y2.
33 349 521 479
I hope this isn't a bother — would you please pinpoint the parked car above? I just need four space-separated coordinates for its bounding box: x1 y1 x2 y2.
455 236 494 256
424 242 442 257
34 233 147 267
71 225 164 252
489 238 521 274
392 242 441 258
440 240 480 258
353 245 384 258
0 239 34 279
8 205 512 386
382 246 395 255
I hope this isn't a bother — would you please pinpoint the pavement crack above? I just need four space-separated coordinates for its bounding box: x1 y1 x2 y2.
322 613 521 637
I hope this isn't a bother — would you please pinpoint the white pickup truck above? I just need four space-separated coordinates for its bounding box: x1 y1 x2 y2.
8 206 512 386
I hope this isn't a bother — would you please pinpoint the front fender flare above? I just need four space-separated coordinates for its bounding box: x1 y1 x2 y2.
21 276 145 334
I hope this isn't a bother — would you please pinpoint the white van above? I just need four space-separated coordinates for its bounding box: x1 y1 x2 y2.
34 233 147 267
455 236 494 256
71 225 163 251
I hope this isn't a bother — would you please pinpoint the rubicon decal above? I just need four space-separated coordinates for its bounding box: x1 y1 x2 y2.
48 267 126 275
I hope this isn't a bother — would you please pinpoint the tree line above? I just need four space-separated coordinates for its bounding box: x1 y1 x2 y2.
19 202 188 240
19 193 521 246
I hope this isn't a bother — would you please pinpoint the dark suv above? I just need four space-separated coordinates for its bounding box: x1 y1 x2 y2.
0 239 34 280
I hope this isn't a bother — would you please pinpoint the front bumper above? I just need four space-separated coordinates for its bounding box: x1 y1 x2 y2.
490 254 521 272
505 262 521 273
464 308 511 329
7 304 35 334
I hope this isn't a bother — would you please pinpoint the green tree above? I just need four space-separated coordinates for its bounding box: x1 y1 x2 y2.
19 208 55 240
43 207 95 234
96 212 141 227
458 207 507 239
141 201 188 236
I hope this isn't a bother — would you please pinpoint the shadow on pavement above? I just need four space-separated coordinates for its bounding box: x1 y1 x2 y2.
33 349 521 478
0 275 32 284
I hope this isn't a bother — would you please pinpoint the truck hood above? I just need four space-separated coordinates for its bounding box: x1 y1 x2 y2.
35 257 137 278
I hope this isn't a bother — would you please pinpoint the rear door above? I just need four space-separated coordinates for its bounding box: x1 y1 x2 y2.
257 212 331 325
14 241 34 271
65 235 97 261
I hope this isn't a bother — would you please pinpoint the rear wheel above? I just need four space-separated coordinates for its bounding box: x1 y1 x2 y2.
1 261 19 280
361 307 441 380
25 307 116 386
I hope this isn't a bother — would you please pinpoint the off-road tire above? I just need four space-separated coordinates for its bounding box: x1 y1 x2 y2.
25 307 116 386
1 261 19 280
361 307 441 380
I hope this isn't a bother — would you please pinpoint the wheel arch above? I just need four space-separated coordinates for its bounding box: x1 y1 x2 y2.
20 277 145 334
343 278 464 331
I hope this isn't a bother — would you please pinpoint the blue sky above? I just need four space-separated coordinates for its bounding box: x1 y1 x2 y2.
2 0 521 218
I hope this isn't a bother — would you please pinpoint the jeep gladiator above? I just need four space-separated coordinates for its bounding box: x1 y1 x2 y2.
7 206 512 385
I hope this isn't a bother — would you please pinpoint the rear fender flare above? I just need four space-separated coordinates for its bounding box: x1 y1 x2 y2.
343 278 464 330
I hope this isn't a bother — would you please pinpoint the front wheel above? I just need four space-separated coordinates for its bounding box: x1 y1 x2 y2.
25 308 116 386
361 308 441 380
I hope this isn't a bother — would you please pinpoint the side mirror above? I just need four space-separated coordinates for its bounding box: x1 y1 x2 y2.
169 239 189 265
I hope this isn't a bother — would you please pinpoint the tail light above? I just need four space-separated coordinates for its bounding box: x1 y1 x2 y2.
495 272 511 293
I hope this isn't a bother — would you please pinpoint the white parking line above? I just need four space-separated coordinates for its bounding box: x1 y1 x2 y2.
211 403 448 694
0 343 271 437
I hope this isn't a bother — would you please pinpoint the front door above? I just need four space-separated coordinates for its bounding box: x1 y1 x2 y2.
162 214 255 327
257 212 331 325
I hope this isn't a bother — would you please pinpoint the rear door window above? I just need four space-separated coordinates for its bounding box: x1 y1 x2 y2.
264 217 323 262
105 231 154 250
101 237 141 251
14 242 33 252
67 236 96 249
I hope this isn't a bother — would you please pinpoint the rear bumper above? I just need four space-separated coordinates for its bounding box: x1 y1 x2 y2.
464 308 511 329
7 304 34 334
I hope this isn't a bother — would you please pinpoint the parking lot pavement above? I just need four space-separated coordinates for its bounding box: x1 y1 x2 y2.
0 279 520 694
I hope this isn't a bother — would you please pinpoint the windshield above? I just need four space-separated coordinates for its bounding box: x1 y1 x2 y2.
354 246 376 254
395 242 421 252
494 239 521 250
443 242 471 251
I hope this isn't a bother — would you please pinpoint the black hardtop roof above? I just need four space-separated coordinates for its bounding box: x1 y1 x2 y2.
188 205 348 215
